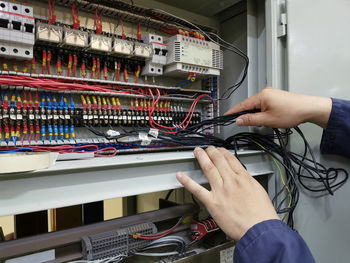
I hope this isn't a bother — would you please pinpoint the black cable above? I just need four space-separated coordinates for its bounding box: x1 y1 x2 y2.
87 110 348 229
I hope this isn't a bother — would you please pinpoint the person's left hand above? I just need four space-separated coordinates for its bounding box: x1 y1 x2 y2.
176 146 279 241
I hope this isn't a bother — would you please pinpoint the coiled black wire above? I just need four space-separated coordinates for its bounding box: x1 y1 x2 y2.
90 111 348 229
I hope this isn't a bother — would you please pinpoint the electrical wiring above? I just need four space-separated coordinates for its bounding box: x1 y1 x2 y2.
132 235 187 257
132 217 184 240
237 135 292 221
89 110 348 228
0 144 118 157
147 88 213 134
69 254 127 263
146 8 249 100
69 236 187 262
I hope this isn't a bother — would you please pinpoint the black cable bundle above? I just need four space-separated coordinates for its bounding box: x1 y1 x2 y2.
88 111 348 228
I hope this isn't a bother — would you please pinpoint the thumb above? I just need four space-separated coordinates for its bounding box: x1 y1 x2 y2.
236 112 268 127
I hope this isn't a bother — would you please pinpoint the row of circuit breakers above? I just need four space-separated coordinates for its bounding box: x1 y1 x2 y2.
0 90 201 145
0 1 223 77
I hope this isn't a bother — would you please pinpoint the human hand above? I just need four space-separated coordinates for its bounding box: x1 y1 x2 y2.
225 87 332 128
176 146 279 241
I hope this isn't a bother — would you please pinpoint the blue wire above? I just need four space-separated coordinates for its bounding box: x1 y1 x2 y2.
0 148 34 153
175 80 191 87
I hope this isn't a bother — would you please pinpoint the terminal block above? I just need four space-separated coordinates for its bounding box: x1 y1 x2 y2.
81 222 157 260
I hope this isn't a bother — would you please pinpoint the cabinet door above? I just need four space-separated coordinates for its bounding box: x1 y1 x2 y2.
283 0 350 262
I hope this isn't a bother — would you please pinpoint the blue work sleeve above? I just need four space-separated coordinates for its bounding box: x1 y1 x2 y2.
320 98 350 158
234 219 315 263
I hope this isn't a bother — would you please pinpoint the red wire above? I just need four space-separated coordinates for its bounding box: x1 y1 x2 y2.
134 217 183 240
147 88 213 134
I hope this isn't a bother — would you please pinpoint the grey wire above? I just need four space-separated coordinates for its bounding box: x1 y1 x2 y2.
69 254 127 263
133 235 187 257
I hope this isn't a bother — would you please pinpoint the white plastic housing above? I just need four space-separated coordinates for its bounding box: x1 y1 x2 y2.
36 22 63 43
89 34 112 52
63 28 88 47
141 62 163 76
164 34 223 76
112 38 134 55
134 42 152 58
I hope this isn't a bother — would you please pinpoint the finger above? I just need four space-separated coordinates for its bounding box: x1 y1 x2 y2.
205 146 235 182
224 93 261 116
176 172 211 204
194 147 223 189
235 112 268 127
218 148 248 175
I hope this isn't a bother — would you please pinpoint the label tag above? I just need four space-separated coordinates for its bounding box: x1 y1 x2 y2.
139 132 152 145
107 129 120 137
149 128 159 138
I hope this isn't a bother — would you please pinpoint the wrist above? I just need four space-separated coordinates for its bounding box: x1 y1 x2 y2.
304 96 332 128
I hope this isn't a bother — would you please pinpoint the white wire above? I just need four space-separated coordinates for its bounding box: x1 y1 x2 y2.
68 254 127 263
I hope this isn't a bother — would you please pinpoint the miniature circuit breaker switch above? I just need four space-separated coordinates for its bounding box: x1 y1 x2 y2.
0 1 34 59
142 34 167 76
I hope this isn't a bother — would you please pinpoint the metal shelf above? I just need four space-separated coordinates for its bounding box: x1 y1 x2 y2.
0 150 272 216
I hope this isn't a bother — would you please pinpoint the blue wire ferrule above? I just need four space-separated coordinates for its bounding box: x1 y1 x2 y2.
70 124 76 142
41 93 46 110
53 96 58 110
70 95 75 111
48 124 53 142
54 124 58 142
41 125 46 142
64 125 69 140
12 136 17 145
59 124 64 141
46 94 52 111
59 95 64 110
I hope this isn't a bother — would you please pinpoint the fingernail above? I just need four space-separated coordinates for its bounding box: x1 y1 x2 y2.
236 118 244 126
176 172 183 179
194 147 202 153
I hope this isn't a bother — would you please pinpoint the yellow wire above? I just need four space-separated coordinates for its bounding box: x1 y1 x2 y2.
234 136 292 221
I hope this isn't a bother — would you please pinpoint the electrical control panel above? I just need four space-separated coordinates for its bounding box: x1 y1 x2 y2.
0 0 220 157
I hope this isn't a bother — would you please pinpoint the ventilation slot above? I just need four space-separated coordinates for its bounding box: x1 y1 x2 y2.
174 41 181 62
212 49 223 69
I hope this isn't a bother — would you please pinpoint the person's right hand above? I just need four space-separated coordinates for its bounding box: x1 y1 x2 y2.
225 87 332 129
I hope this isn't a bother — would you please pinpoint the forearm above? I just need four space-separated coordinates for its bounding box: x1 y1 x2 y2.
304 96 332 128
234 220 315 263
